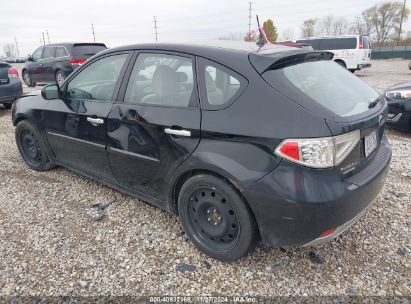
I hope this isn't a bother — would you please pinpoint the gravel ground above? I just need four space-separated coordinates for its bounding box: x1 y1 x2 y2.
0 59 410 298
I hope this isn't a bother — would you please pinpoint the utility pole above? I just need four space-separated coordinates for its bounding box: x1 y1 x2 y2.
153 16 158 42
248 2 252 36
14 37 20 57
91 24 96 42
46 30 50 44
397 0 407 45
42 32 46 45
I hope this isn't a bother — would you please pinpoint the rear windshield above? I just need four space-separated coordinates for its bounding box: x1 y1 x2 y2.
262 60 379 117
72 44 107 57
297 38 357 50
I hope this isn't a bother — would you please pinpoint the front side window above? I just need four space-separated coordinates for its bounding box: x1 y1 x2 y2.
32 47 44 61
124 53 196 107
263 60 379 117
43 47 56 58
66 54 128 101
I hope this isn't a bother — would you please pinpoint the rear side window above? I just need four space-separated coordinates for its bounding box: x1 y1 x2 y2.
199 58 247 110
124 53 196 108
320 38 357 50
43 47 56 58
263 60 379 117
56 47 69 57
72 44 107 57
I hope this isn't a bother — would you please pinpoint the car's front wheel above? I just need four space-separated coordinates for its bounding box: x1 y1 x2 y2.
22 70 36 87
15 120 55 171
55 70 65 87
178 174 258 261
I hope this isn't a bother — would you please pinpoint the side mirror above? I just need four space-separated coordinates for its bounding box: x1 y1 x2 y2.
41 84 60 100
27 56 34 62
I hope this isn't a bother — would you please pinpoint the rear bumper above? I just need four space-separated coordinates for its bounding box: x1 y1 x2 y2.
358 63 372 69
244 136 391 247
0 78 23 103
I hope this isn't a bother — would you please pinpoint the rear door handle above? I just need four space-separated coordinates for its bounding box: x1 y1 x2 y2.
87 117 104 126
164 128 191 137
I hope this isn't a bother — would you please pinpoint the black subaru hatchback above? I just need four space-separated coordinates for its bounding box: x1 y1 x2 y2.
12 41 391 261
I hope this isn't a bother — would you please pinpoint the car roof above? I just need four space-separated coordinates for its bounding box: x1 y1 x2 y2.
105 41 303 59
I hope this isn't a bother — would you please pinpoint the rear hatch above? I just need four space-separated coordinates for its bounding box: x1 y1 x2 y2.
250 50 387 178
71 43 107 60
0 63 10 85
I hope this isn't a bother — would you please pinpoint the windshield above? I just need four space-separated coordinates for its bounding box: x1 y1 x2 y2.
263 60 379 117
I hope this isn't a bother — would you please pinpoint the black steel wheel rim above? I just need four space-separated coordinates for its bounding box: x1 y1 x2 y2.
20 129 42 166
187 187 240 250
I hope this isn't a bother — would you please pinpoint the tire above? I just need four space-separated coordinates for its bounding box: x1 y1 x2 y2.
55 70 65 87
22 70 36 87
178 174 258 261
3 103 12 109
335 60 347 69
15 120 55 171
349 69 356 73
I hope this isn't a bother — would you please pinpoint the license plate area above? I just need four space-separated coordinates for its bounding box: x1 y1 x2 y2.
364 130 377 158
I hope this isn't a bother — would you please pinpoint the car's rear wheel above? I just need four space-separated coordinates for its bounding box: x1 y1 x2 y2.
55 70 65 86
15 120 55 171
178 174 258 261
3 103 12 109
22 70 36 87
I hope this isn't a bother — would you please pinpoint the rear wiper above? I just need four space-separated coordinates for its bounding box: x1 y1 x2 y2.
368 98 380 109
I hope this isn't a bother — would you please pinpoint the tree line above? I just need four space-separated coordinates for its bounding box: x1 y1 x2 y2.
301 1 409 46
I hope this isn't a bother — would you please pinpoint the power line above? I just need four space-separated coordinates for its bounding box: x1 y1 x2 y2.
153 16 159 42
248 2 252 35
91 24 96 42
14 37 20 57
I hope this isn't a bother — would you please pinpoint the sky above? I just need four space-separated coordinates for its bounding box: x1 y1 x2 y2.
0 0 410 56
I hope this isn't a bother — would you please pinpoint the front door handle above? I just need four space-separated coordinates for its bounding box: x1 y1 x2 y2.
164 128 191 137
87 117 104 126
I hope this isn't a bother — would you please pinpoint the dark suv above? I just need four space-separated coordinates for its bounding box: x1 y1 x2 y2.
22 43 107 87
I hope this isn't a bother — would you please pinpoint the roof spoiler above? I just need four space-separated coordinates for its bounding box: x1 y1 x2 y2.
249 50 334 74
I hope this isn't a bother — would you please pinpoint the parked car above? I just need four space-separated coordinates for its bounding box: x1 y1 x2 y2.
12 41 391 261
296 35 372 72
385 82 411 131
0 61 23 109
22 43 107 87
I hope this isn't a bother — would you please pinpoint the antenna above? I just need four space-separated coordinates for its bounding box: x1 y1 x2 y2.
153 16 158 42
248 2 252 36
15 37 20 57
91 24 96 42
256 15 265 47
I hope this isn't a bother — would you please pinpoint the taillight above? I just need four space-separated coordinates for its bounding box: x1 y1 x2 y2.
275 130 360 168
359 41 364 49
69 59 86 66
8 67 19 78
